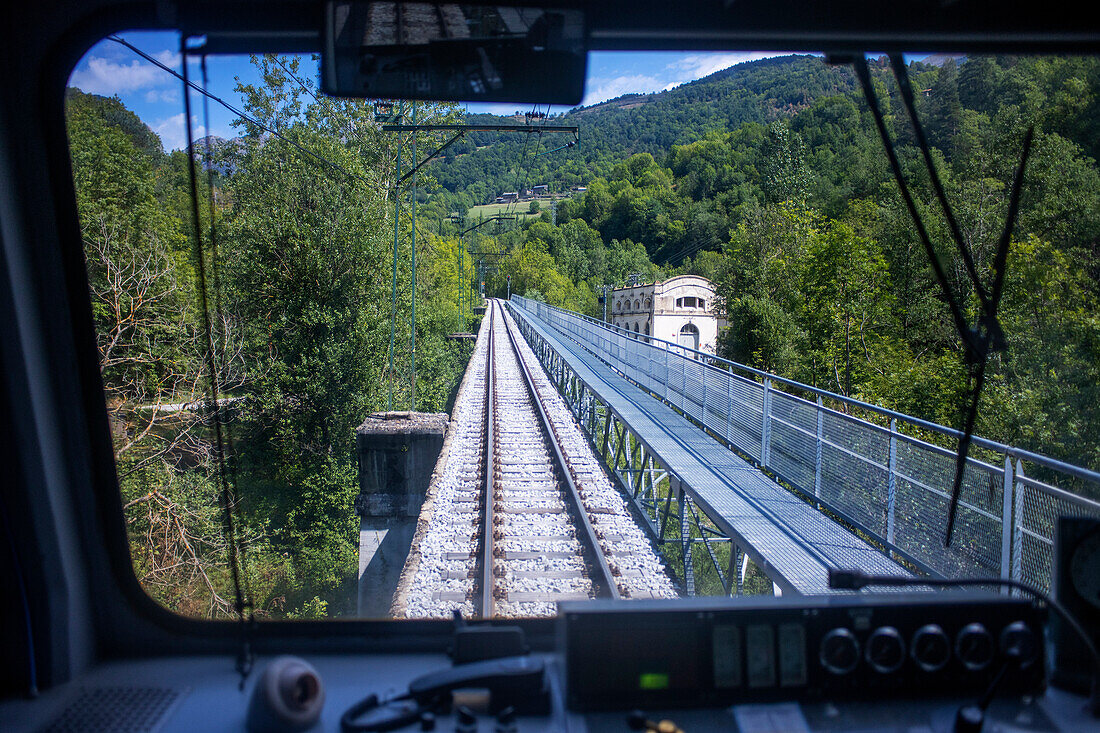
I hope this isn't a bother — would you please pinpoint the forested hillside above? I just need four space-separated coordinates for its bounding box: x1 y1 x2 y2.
67 58 478 619
437 54 1100 476
68 50 1100 619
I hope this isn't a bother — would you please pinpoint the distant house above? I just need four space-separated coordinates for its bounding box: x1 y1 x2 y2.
501 192 518 201
572 186 587 193
532 184 549 196
610 275 725 353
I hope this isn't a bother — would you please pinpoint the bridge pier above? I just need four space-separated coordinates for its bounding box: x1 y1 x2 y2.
355 411 447 616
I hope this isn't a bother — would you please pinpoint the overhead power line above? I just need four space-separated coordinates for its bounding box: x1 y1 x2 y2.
510 104 549 219
107 36 372 189
380 123 578 134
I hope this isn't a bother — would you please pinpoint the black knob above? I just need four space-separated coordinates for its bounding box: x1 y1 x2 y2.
627 710 650 730
494 705 516 733
865 626 906 674
954 703 985 733
456 705 477 732
956 623 995 671
1000 621 1038 667
419 711 436 731
911 624 951 672
820 628 860 675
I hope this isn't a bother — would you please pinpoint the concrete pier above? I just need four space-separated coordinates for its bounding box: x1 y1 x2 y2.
355 411 447 616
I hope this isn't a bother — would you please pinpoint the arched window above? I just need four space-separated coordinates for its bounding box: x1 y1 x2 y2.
679 323 699 350
645 322 650 336
644 297 652 310
614 300 621 312
634 299 641 310
634 323 640 333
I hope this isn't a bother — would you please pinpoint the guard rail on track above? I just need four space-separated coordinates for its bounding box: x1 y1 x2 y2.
511 295 1100 591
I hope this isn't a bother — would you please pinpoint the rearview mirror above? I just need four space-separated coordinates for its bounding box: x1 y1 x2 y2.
322 2 587 104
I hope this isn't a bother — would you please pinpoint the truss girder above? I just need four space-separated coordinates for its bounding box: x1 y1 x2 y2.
512 308 757 598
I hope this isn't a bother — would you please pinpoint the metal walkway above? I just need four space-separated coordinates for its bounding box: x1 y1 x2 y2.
509 295 1100 597
509 301 909 595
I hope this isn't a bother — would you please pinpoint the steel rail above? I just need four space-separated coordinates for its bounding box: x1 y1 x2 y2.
480 301 497 617
498 302 622 602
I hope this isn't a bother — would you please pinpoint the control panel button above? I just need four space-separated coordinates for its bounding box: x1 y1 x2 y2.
1000 621 1038 667
955 623 995 671
820 628 860 675
865 626 905 674
911 624 951 672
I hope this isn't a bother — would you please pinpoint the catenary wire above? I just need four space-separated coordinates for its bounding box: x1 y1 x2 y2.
108 36 373 189
180 43 251 687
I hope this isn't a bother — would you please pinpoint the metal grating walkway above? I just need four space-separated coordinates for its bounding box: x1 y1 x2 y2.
511 303 910 594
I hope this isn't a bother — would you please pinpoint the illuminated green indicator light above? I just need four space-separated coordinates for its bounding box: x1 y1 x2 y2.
638 672 670 690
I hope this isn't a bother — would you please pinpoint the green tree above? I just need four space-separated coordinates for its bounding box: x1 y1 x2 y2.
760 121 809 206
799 221 894 397
68 89 241 617
220 56 403 614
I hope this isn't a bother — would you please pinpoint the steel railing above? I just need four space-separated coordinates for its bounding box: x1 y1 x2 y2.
511 295 1100 591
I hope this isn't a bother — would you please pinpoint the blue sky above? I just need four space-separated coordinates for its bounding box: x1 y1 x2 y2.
68 32 793 151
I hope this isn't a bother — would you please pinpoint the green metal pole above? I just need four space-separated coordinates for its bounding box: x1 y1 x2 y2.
386 102 405 411
409 102 417 411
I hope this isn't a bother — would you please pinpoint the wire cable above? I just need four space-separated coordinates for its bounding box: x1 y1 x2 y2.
889 55 990 310
507 104 549 223
851 55 1035 548
513 107 547 221
196 51 256 677
180 42 251 688
386 104 406 410
501 120 534 222
108 36 372 188
829 568 1100 716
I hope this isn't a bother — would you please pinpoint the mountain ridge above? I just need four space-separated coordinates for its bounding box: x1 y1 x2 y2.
430 54 857 205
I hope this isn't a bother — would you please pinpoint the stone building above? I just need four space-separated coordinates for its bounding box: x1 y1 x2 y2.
609 275 723 353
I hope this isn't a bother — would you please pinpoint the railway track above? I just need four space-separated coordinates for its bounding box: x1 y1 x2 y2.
395 300 675 619
481 300 619 616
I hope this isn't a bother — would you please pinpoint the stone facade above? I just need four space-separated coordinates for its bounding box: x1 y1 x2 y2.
609 275 723 353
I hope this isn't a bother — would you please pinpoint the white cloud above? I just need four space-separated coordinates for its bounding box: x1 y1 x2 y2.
577 53 790 108
70 50 180 96
465 103 529 116
669 52 778 81
144 88 179 104
154 113 204 152
581 74 668 107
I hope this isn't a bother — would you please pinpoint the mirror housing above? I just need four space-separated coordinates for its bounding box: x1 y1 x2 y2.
322 2 587 104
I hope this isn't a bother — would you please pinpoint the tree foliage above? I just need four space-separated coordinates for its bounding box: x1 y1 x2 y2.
68 57 471 618
68 51 1100 620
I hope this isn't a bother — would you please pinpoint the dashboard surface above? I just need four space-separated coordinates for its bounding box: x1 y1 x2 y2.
0 653 1093 732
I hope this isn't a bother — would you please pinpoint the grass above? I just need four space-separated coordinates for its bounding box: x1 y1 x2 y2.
466 201 540 221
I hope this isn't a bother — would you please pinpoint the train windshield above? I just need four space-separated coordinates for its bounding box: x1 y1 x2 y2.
67 30 1100 620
